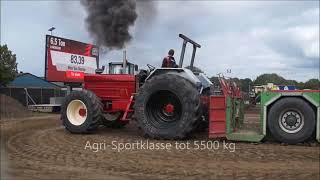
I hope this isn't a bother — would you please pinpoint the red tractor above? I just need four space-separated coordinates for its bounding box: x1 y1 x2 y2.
61 34 210 139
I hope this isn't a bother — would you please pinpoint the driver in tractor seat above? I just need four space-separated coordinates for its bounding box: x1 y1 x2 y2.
162 49 178 68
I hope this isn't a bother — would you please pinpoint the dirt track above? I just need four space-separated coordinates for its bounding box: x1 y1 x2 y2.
1 115 319 180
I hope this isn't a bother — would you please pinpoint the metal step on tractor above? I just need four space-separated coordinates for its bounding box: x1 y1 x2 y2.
61 34 320 144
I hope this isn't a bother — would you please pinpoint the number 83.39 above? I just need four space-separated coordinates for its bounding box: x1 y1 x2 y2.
70 55 84 65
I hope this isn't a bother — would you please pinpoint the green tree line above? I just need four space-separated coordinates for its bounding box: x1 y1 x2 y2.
210 73 319 92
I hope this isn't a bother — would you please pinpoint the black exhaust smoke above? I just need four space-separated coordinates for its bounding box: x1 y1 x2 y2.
81 0 137 49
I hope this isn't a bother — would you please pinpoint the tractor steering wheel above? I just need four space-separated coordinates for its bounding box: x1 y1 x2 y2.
147 64 156 71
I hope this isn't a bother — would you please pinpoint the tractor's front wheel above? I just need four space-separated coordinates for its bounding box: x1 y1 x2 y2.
61 90 102 133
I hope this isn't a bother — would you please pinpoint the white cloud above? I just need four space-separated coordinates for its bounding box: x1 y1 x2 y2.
1 1 319 82
131 1 319 81
287 25 319 58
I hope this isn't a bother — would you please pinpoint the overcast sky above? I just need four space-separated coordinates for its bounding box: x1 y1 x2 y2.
1 0 319 82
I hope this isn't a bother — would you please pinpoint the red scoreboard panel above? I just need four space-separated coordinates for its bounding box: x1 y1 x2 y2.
45 35 99 83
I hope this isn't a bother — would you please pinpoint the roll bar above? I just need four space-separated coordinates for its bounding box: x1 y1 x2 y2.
178 34 201 70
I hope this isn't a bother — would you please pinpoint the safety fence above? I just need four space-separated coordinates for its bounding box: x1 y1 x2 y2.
0 87 66 106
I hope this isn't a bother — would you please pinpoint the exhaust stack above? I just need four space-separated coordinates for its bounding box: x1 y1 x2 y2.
123 50 127 74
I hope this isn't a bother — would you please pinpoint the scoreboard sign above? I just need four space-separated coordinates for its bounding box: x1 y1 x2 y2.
45 35 99 82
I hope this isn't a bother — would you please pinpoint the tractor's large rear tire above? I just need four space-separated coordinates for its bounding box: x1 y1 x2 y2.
268 97 315 144
134 73 201 139
61 90 102 133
